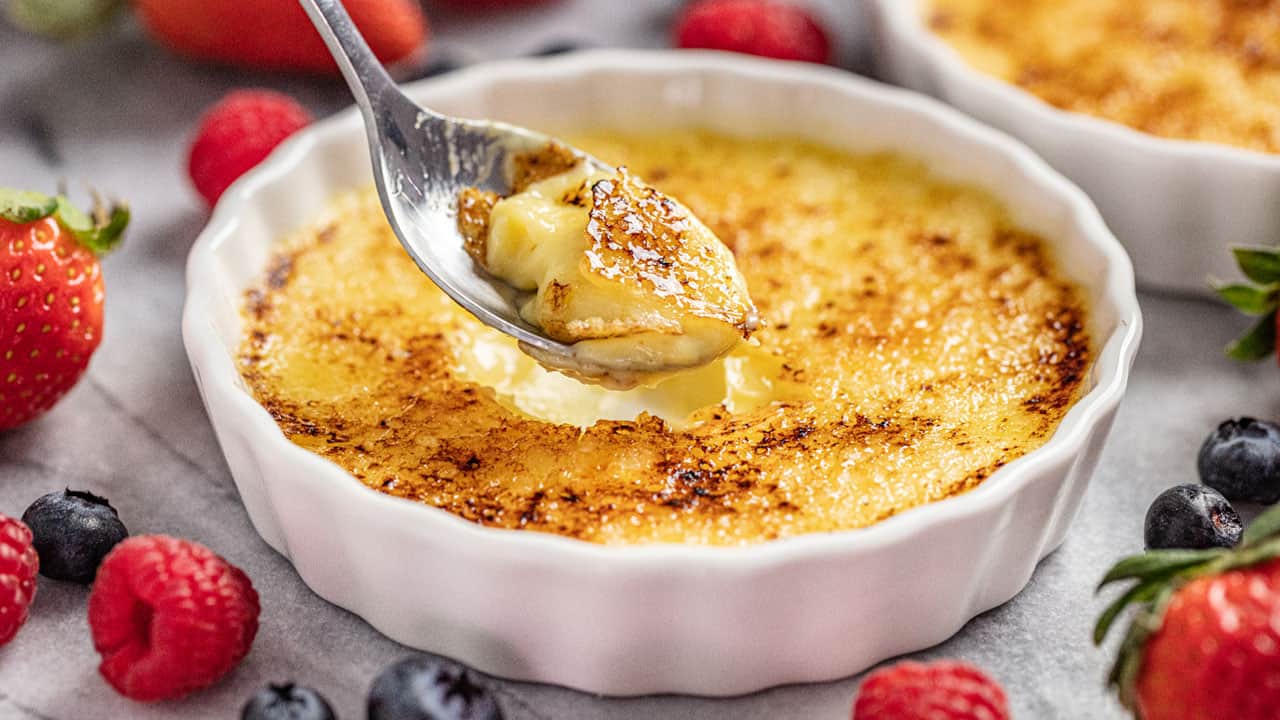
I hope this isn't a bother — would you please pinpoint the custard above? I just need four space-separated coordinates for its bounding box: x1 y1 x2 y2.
238 130 1091 545
926 0 1280 154
458 145 757 389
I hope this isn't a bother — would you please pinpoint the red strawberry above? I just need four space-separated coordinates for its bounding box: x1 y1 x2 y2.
0 190 127 430
1214 246 1279 365
433 0 555 9
1096 504 1280 719
88 535 259 701
851 660 1010 720
673 0 832 64
188 90 313 207
0 514 38 646
133 0 430 74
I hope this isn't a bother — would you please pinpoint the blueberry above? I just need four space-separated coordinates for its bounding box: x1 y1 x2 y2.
21 489 128 583
1198 417 1280 503
368 656 503 720
1144 484 1242 550
241 683 334 720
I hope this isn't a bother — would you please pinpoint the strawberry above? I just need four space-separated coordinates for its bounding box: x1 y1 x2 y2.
1214 246 1279 364
132 0 430 74
673 0 832 64
188 90 314 207
1096 503 1280 719
0 190 127 430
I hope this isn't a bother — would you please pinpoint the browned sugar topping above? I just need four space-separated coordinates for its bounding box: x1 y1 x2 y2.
238 131 1092 546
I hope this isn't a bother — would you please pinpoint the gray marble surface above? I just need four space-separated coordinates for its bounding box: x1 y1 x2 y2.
1 2 1276 718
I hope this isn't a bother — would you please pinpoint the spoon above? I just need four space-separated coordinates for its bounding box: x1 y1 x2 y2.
299 0 629 381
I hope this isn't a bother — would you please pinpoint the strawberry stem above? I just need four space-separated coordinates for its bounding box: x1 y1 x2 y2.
0 187 127 255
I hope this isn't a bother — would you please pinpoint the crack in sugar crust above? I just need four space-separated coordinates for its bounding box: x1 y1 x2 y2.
237 130 1091 546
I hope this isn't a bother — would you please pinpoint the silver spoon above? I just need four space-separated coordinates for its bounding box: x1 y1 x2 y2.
299 0 634 382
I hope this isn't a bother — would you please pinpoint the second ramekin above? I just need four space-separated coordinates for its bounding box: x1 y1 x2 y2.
183 51 1141 695
867 0 1280 295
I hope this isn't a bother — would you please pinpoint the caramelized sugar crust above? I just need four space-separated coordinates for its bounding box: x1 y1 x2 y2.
456 187 497 264
584 168 758 335
928 0 1280 153
238 131 1091 545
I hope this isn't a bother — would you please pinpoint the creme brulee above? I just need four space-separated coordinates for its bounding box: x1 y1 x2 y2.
926 0 1280 154
457 143 758 389
238 130 1091 546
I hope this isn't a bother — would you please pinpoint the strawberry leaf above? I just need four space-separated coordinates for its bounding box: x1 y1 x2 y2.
52 196 128 255
1214 282 1279 316
1226 309 1277 362
1096 548 1223 589
1233 246 1280 285
1107 587 1174 712
1243 503 1280 547
0 188 58 223
1094 575 1169 645
0 189 127 254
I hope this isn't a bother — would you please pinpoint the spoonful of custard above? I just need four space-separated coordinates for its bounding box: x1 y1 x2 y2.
300 0 758 389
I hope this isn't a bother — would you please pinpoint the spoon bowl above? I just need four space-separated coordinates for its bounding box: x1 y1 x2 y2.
300 0 627 380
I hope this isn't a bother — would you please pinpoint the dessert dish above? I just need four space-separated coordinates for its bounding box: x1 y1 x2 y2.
868 0 1280 294
925 0 1280 154
183 51 1140 694
238 129 1091 546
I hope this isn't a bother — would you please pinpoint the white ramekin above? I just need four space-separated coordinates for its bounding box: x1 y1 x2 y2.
182 51 1141 696
866 0 1280 295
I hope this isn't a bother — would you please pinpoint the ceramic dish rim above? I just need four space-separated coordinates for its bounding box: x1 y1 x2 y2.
182 49 1143 567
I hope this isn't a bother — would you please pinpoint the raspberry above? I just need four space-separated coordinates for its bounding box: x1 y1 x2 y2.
0 514 38 646
673 0 832 64
187 90 312 206
88 535 259 701
852 660 1010 720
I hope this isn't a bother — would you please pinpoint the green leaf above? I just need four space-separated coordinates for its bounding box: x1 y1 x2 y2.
51 197 128 255
0 188 57 223
5 0 125 41
1217 538 1280 577
1234 246 1280 285
1107 587 1174 712
1215 282 1279 316
1094 576 1167 645
1243 504 1280 546
1096 549 1223 589
1226 309 1277 361
61 197 129 253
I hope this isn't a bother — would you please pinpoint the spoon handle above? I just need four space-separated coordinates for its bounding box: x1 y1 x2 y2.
298 0 398 111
